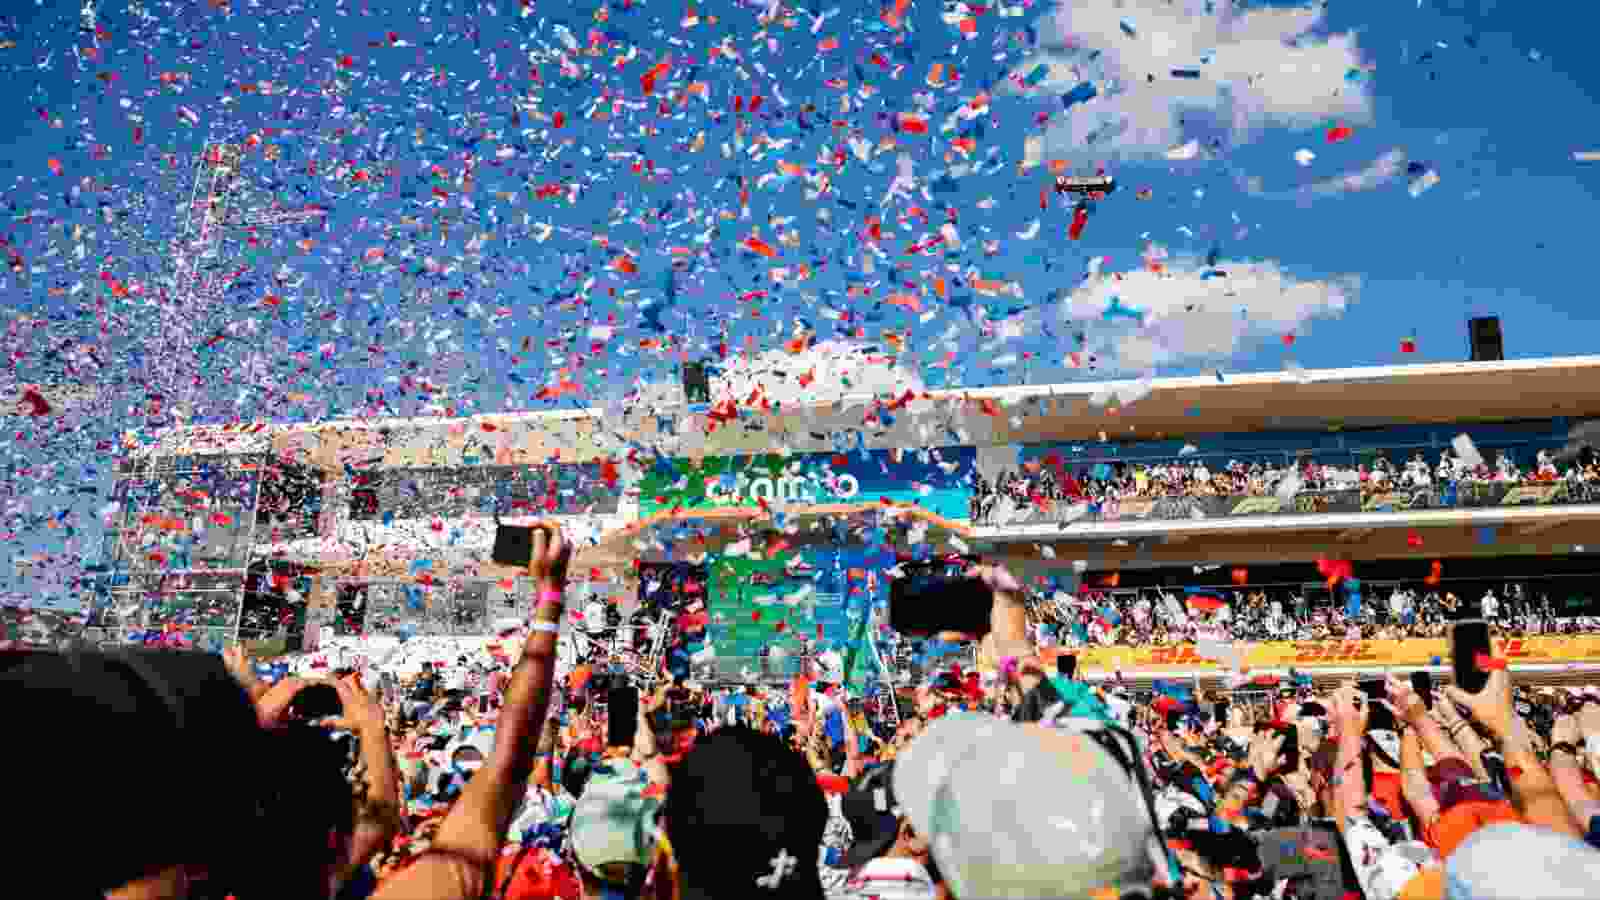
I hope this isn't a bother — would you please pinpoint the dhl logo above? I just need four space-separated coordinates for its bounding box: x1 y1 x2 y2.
1493 638 1532 659
1144 645 1205 666
1290 642 1382 664
1288 638 1532 664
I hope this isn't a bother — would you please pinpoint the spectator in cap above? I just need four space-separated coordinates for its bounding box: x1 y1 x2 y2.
836 761 939 899
660 726 829 900
891 715 1174 899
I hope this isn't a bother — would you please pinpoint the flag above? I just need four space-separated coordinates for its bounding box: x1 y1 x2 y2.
1316 557 1352 587
1400 332 1417 353
1185 589 1227 613
1424 560 1443 586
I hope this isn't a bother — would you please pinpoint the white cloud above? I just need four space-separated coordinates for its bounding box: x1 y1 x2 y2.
1056 248 1359 368
1015 0 1370 158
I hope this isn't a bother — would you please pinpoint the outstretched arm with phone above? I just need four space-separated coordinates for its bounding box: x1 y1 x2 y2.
1443 669 1582 839
373 523 573 900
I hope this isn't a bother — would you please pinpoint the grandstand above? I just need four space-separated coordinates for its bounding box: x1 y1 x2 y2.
95 356 1600 688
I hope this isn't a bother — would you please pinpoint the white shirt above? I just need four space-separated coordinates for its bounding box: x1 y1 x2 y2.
841 857 937 899
1482 592 1499 617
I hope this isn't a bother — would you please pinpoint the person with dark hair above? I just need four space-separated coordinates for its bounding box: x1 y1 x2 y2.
0 644 406 900
660 726 830 900
836 762 939 898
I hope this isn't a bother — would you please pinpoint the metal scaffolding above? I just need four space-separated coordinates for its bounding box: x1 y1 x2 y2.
151 141 325 418
102 452 267 652
98 139 332 649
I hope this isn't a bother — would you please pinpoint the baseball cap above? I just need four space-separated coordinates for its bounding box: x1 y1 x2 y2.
840 762 901 869
893 716 1167 900
569 763 662 884
665 726 828 900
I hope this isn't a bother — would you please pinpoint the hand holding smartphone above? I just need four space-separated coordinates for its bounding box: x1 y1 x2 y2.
1451 620 1493 695
889 556 990 638
288 682 343 720
1410 671 1434 710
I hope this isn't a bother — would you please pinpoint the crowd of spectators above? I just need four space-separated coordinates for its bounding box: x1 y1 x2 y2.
10 525 1600 900
972 444 1600 525
1031 583 1600 650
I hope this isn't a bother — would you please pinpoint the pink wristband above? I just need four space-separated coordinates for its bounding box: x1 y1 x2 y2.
537 588 564 604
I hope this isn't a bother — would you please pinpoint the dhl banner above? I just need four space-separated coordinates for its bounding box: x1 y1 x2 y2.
1041 635 1600 673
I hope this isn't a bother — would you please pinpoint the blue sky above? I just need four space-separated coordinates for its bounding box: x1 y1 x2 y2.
1 0 1598 607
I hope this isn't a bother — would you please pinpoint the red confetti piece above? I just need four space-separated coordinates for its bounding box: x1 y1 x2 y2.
1068 206 1089 240
18 389 51 417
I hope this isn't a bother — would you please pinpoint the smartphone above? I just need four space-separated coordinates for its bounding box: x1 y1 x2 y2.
491 521 547 568
1411 672 1434 710
608 685 639 748
1057 654 1078 680
289 683 342 720
889 556 990 637
1452 620 1493 695
1367 699 1396 733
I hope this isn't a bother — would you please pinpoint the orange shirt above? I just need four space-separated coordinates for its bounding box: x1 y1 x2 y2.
1371 771 1405 822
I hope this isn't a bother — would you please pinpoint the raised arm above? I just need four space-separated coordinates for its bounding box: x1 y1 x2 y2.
1444 670 1581 839
373 524 573 900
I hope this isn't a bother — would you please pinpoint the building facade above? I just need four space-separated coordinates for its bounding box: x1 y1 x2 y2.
98 356 1600 682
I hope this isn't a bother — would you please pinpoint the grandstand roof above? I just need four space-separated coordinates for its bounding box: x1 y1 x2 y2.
126 355 1600 464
